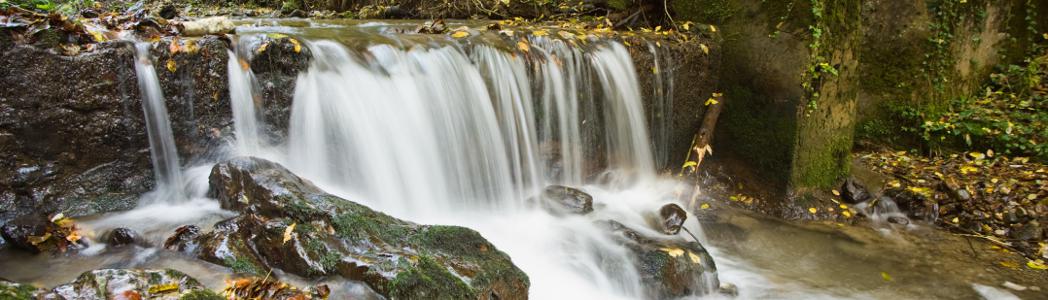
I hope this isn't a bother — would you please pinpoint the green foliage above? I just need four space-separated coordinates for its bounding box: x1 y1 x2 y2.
224 256 264 275
917 50 1048 162
179 290 224 300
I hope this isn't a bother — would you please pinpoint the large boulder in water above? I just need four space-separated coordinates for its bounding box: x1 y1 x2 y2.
174 156 529 299
39 269 215 299
600 220 718 298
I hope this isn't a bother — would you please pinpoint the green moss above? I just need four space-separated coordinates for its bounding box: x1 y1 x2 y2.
0 281 38 300
331 201 412 244
388 255 475 300
224 256 264 276
179 290 224 300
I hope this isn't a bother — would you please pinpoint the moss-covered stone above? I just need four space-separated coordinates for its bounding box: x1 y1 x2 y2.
193 156 530 300
0 280 40 300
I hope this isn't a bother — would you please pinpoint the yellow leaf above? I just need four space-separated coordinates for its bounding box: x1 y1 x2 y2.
166 59 177 72
652 66 658 74
808 207 817 214
239 194 249 204
66 230 81 243
289 38 302 53
839 204 848 209
660 247 684 257
999 261 1019 269
709 25 718 32
687 251 702 264
842 210 852 218
239 59 250 71
517 41 529 52
682 22 692 31
700 44 709 54
148 283 179 294
1028 260 1048 270
1043 33 1048 40
88 30 106 42
654 26 662 32
700 203 711 210
500 29 515 36
256 42 269 54
28 233 51 245
451 31 470 38
682 161 698 168
832 189 840 196
952 217 960 223
968 152 985 160
283 223 296 244
881 272 892 281
532 29 548 37
705 98 719 106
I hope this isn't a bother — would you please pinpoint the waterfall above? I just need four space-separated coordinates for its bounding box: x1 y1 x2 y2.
133 42 185 202
229 35 698 299
227 49 265 156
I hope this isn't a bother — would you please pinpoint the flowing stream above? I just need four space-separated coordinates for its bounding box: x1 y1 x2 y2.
0 21 1032 300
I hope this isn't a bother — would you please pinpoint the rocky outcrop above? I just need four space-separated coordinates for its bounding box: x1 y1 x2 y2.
40 269 212 300
0 36 232 224
169 156 529 299
600 219 718 297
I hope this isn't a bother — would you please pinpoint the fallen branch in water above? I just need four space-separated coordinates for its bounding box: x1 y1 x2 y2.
679 92 724 177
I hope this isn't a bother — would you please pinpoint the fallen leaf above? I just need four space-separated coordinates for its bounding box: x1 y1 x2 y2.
289 38 302 53
451 31 469 38
700 203 711 210
660 247 684 257
147 283 179 294
832 189 841 196
166 59 177 72
700 44 709 54
687 251 702 264
881 272 892 281
532 29 548 37
283 223 296 244
517 41 529 52
808 207 817 214
1028 260 1048 270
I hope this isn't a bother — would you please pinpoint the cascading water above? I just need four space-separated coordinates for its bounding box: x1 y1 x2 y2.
227 47 265 157
228 34 714 299
133 42 186 202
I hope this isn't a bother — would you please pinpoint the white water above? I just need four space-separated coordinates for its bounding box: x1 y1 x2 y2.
227 49 265 156
133 43 186 203
222 37 715 298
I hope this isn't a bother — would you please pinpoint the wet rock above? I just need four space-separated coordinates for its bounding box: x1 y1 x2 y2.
0 279 42 299
0 214 50 253
40 269 209 299
886 189 938 221
1011 221 1043 241
80 9 99 19
179 16 234 36
163 225 201 252
224 277 330 300
600 220 718 298
841 177 870 204
103 227 142 246
539 185 594 215
159 4 179 19
887 216 910 226
191 156 529 299
657 203 687 235
719 282 739 297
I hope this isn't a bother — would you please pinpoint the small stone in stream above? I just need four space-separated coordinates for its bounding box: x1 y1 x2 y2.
540 185 594 215
841 177 870 204
887 216 910 226
164 225 201 251
80 9 99 18
159 4 179 19
718 282 739 297
1011 221 1042 241
1002 281 1027 291
0 215 50 253
104 228 141 246
659 203 688 235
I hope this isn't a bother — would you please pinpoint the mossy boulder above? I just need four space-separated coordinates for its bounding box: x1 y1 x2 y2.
0 279 42 299
40 269 209 300
178 156 529 299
